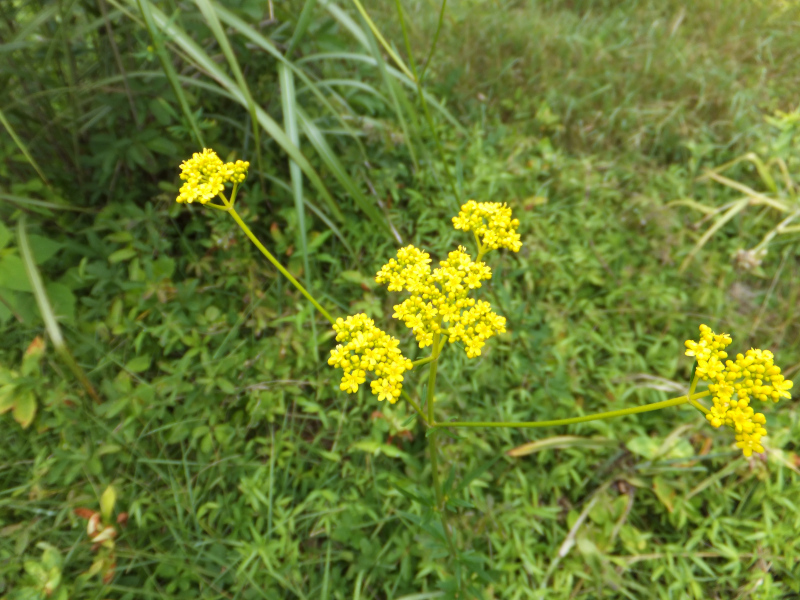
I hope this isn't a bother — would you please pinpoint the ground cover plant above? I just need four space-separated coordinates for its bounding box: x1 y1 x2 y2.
2 0 800 598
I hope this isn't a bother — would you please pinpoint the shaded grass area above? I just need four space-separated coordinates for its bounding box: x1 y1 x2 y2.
397 0 800 160
1 0 800 599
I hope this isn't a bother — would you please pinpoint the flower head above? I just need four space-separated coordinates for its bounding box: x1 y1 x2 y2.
452 200 522 253
328 314 413 403
176 148 250 204
686 324 792 457
377 244 505 357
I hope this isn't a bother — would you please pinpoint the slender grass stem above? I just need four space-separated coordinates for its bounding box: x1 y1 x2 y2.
433 391 711 428
419 0 447 83
393 0 460 206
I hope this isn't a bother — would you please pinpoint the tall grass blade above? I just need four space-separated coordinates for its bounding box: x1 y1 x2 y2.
297 52 465 133
1 193 93 213
212 4 369 160
279 63 317 353
679 199 749 273
296 106 395 239
392 0 460 207
193 0 264 188
363 19 419 171
123 0 344 220
264 174 354 256
17 217 100 403
136 0 205 146
348 0 415 81
0 108 50 187
286 0 318 58
419 0 447 82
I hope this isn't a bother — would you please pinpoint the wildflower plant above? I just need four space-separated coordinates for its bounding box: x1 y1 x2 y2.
174 149 793 590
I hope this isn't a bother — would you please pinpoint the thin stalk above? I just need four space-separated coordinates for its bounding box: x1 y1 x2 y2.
393 0 460 207
225 205 335 325
434 391 711 428
686 373 708 414
412 356 434 368
419 0 447 83
401 390 428 425
424 330 459 582
426 331 441 424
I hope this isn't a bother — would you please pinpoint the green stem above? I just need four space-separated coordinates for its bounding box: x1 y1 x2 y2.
226 206 335 325
686 373 708 414
424 330 458 578
412 356 435 368
426 332 442 424
401 390 428 425
419 0 447 83
433 391 711 428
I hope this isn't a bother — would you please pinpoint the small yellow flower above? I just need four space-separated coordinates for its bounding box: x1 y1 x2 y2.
452 200 522 253
378 245 506 357
176 148 250 204
327 314 412 403
686 324 791 458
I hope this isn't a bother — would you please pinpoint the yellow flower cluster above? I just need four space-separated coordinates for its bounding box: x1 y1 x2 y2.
328 314 413 403
452 200 522 253
376 245 506 358
686 324 793 457
177 148 250 204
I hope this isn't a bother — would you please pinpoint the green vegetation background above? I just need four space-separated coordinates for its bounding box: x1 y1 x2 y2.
2 0 800 598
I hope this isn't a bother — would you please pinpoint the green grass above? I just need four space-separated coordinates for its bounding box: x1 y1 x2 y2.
2 0 800 598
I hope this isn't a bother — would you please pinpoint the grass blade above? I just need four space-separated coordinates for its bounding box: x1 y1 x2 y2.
279 63 318 353
136 0 205 146
124 0 344 220
297 52 466 134
193 0 264 188
286 0 318 59
348 0 415 81
296 106 394 238
0 193 93 212
363 21 419 171
0 108 50 187
212 4 369 160
17 217 100 403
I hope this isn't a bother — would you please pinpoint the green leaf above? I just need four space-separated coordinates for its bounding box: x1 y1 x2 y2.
0 255 32 291
108 247 137 263
0 221 10 249
0 386 16 414
626 435 661 460
27 234 63 264
46 282 76 325
125 355 151 373
100 485 117 522
12 390 37 428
